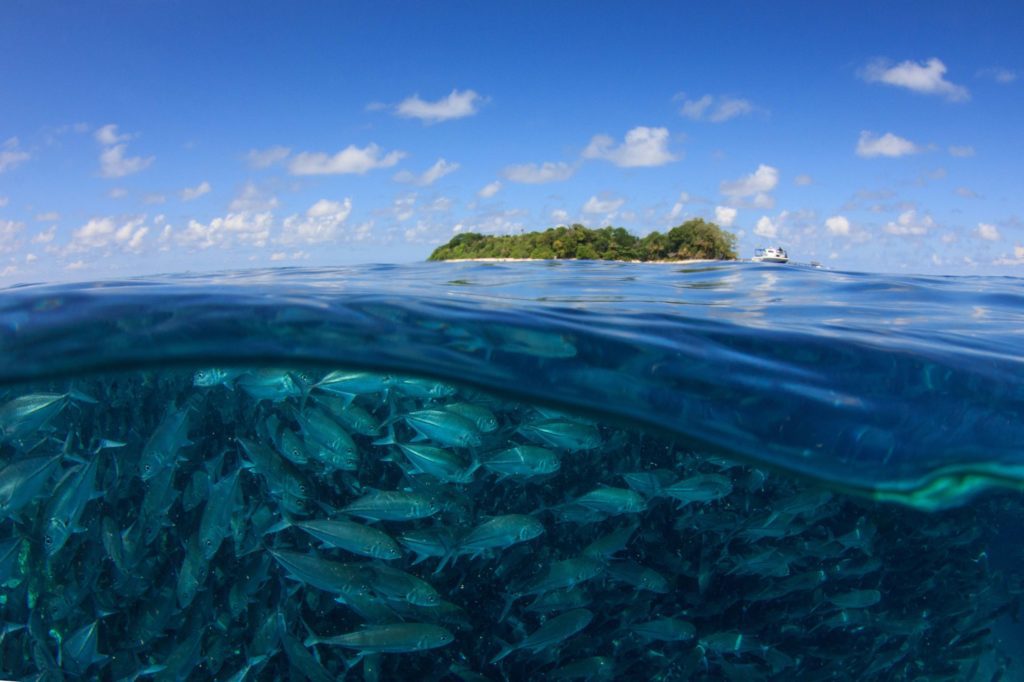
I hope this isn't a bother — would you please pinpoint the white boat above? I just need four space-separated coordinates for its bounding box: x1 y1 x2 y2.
752 246 789 263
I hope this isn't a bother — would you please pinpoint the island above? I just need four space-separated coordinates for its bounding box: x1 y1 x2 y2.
428 219 738 262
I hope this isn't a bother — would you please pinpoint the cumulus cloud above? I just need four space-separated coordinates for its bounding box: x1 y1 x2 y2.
0 196 7 207
35 211 59 222
825 215 851 236
994 245 1024 265
0 219 25 253
289 143 406 175
860 58 969 102
794 174 813 186
395 89 482 123
70 216 149 253
94 124 131 146
582 195 625 214
948 145 975 157
884 209 934 235
551 209 569 224
246 146 291 169
502 161 575 184
280 198 353 244
714 206 737 227
0 138 30 174
229 183 278 213
108 188 128 199
678 94 756 122
32 225 56 244
393 158 459 186
99 144 154 178
977 223 1000 241
856 131 922 158
583 126 676 167
178 212 273 250
720 164 779 208
477 181 502 198
955 186 980 199
181 181 211 201
755 216 778 238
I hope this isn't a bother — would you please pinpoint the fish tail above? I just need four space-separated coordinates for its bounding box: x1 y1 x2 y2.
488 639 515 665
498 592 518 622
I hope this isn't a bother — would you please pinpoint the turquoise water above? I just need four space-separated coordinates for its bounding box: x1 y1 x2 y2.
0 261 1021 679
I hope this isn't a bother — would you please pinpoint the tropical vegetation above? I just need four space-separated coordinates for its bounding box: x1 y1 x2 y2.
427 220 738 262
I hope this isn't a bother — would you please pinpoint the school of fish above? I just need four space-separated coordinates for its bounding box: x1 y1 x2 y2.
0 366 1018 680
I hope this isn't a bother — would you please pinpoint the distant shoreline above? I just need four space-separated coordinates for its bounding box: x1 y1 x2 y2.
438 257 723 264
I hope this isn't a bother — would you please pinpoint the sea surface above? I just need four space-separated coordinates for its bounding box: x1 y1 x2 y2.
0 260 1021 680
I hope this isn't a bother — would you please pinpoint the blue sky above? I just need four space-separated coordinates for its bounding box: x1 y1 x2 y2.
1 1 1022 281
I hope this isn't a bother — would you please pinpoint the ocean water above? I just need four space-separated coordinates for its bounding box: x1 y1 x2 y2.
0 260 1021 680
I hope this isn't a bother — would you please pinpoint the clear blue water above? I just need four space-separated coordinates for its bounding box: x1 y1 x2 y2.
3 260 1022 507
0 260 1021 680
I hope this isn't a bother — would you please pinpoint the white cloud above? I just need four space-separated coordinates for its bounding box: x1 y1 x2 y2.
861 58 969 102
551 209 569 223
229 183 279 212
70 216 149 253
669 192 690 220
477 181 502 198
948 145 975 157
856 131 921 158
270 252 286 261
582 126 676 167
178 212 273 250
955 186 979 199
582 195 625 214
993 245 1024 266
393 193 416 222
246 146 291 169
714 206 737 227
280 198 353 245
794 174 813 186
34 211 59 222
94 124 131 146
393 158 459 186
977 67 1017 84
181 181 211 201
108 187 128 199
755 216 778 238
65 260 85 271
99 144 154 178
720 164 779 208
977 223 1000 241
0 220 24 254
679 94 755 122
884 209 934 235
0 138 30 174
25 253 37 263
395 89 482 123
143 194 166 205
825 215 851 236
32 226 56 244
502 161 574 184
0 196 7 207
289 144 406 175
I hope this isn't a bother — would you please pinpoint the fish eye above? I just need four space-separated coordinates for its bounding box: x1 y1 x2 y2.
44 535 53 546
204 539 212 547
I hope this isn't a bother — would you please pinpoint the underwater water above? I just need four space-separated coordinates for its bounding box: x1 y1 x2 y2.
0 260 1022 680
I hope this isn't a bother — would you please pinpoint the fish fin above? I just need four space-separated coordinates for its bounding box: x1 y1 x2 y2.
66 388 98 404
489 639 515 665
372 423 396 447
498 593 518 622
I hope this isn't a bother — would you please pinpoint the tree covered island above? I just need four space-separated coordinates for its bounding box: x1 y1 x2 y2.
428 219 738 262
